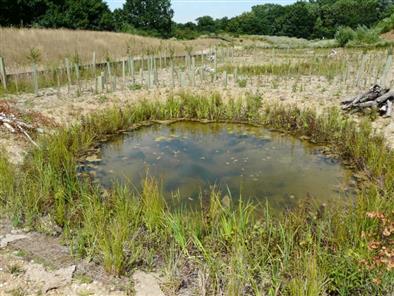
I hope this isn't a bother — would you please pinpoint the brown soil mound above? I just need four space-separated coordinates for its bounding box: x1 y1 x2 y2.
381 30 394 41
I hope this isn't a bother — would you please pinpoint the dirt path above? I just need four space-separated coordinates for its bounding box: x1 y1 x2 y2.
0 218 170 296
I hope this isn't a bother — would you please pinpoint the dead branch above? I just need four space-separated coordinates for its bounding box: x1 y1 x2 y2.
0 112 39 147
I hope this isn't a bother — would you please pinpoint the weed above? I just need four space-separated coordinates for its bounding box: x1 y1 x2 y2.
128 83 143 90
237 79 247 88
7 264 24 276
97 95 109 103
74 273 93 284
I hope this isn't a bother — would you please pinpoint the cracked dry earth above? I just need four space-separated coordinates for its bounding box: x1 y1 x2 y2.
1 73 394 295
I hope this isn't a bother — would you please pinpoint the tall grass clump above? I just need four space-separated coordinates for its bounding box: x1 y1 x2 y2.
0 93 393 294
0 152 14 210
335 26 384 48
375 12 394 34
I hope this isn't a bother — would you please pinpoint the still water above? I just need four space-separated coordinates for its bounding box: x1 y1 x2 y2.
88 122 354 210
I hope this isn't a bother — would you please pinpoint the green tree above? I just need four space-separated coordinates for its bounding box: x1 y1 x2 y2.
251 4 287 35
279 2 316 39
122 0 173 37
0 0 48 26
38 0 113 31
196 16 216 33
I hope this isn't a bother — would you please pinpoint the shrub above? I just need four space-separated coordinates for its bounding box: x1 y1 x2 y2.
352 26 381 45
375 13 394 34
335 26 356 47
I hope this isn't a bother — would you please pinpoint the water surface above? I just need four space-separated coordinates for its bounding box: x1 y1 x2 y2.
89 122 354 210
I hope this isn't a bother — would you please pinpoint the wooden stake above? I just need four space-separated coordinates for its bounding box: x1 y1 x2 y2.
128 56 135 83
147 56 152 89
122 60 126 90
97 75 104 93
32 64 39 96
92 52 96 77
0 57 7 90
112 76 116 92
191 57 196 87
380 54 393 89
56 70 61 98
75 63 81 96
153 56 158 86
171 60 175 88
65 58 71 93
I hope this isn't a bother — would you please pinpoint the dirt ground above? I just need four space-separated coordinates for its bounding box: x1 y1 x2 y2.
382 30 394 41
1 68 394 295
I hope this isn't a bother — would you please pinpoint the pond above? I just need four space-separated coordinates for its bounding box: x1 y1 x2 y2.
83 122 355 210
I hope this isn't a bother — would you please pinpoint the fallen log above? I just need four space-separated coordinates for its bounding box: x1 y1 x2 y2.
342 85 388 110
376 91 394 104
342 85 394 118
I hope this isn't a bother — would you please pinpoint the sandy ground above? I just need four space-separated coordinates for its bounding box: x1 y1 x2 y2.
1 66 394 295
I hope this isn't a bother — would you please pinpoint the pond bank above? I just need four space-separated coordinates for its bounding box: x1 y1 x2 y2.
0 92 393 295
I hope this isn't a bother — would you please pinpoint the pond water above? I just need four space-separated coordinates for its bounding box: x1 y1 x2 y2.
86 122 355 210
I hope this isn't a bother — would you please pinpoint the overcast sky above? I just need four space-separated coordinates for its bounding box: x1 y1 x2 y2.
106 0 296 23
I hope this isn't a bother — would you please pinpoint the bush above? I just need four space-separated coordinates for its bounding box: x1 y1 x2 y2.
336 25 382 47
375 13 394 34
354 26 380 44
335 26 356 47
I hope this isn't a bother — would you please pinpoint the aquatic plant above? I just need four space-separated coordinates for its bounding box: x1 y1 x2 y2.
0 92 393 294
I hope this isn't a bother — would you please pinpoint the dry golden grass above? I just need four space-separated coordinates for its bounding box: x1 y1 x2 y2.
0 28 222 72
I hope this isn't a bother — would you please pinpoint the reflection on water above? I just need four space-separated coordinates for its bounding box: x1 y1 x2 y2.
89 122 355 210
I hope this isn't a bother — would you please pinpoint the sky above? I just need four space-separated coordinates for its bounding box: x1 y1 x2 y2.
106 0 296 24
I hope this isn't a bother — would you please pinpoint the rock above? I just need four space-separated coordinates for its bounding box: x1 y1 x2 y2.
0 233 28 248
222 195 231 208
37 215 62 236
26 264 76 292
132 271 164 296
86 155 102 163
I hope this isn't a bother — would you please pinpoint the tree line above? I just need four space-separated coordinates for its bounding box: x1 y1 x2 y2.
1 0 394 40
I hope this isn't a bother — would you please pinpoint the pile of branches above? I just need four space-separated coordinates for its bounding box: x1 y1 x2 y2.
341 85 393 118
0 112 39 147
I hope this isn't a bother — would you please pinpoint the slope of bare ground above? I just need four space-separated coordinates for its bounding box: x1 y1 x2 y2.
0 28 223 72
382 30 394 41
0 217 168 296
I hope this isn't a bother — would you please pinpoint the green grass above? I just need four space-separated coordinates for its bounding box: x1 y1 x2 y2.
0 92 393 294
